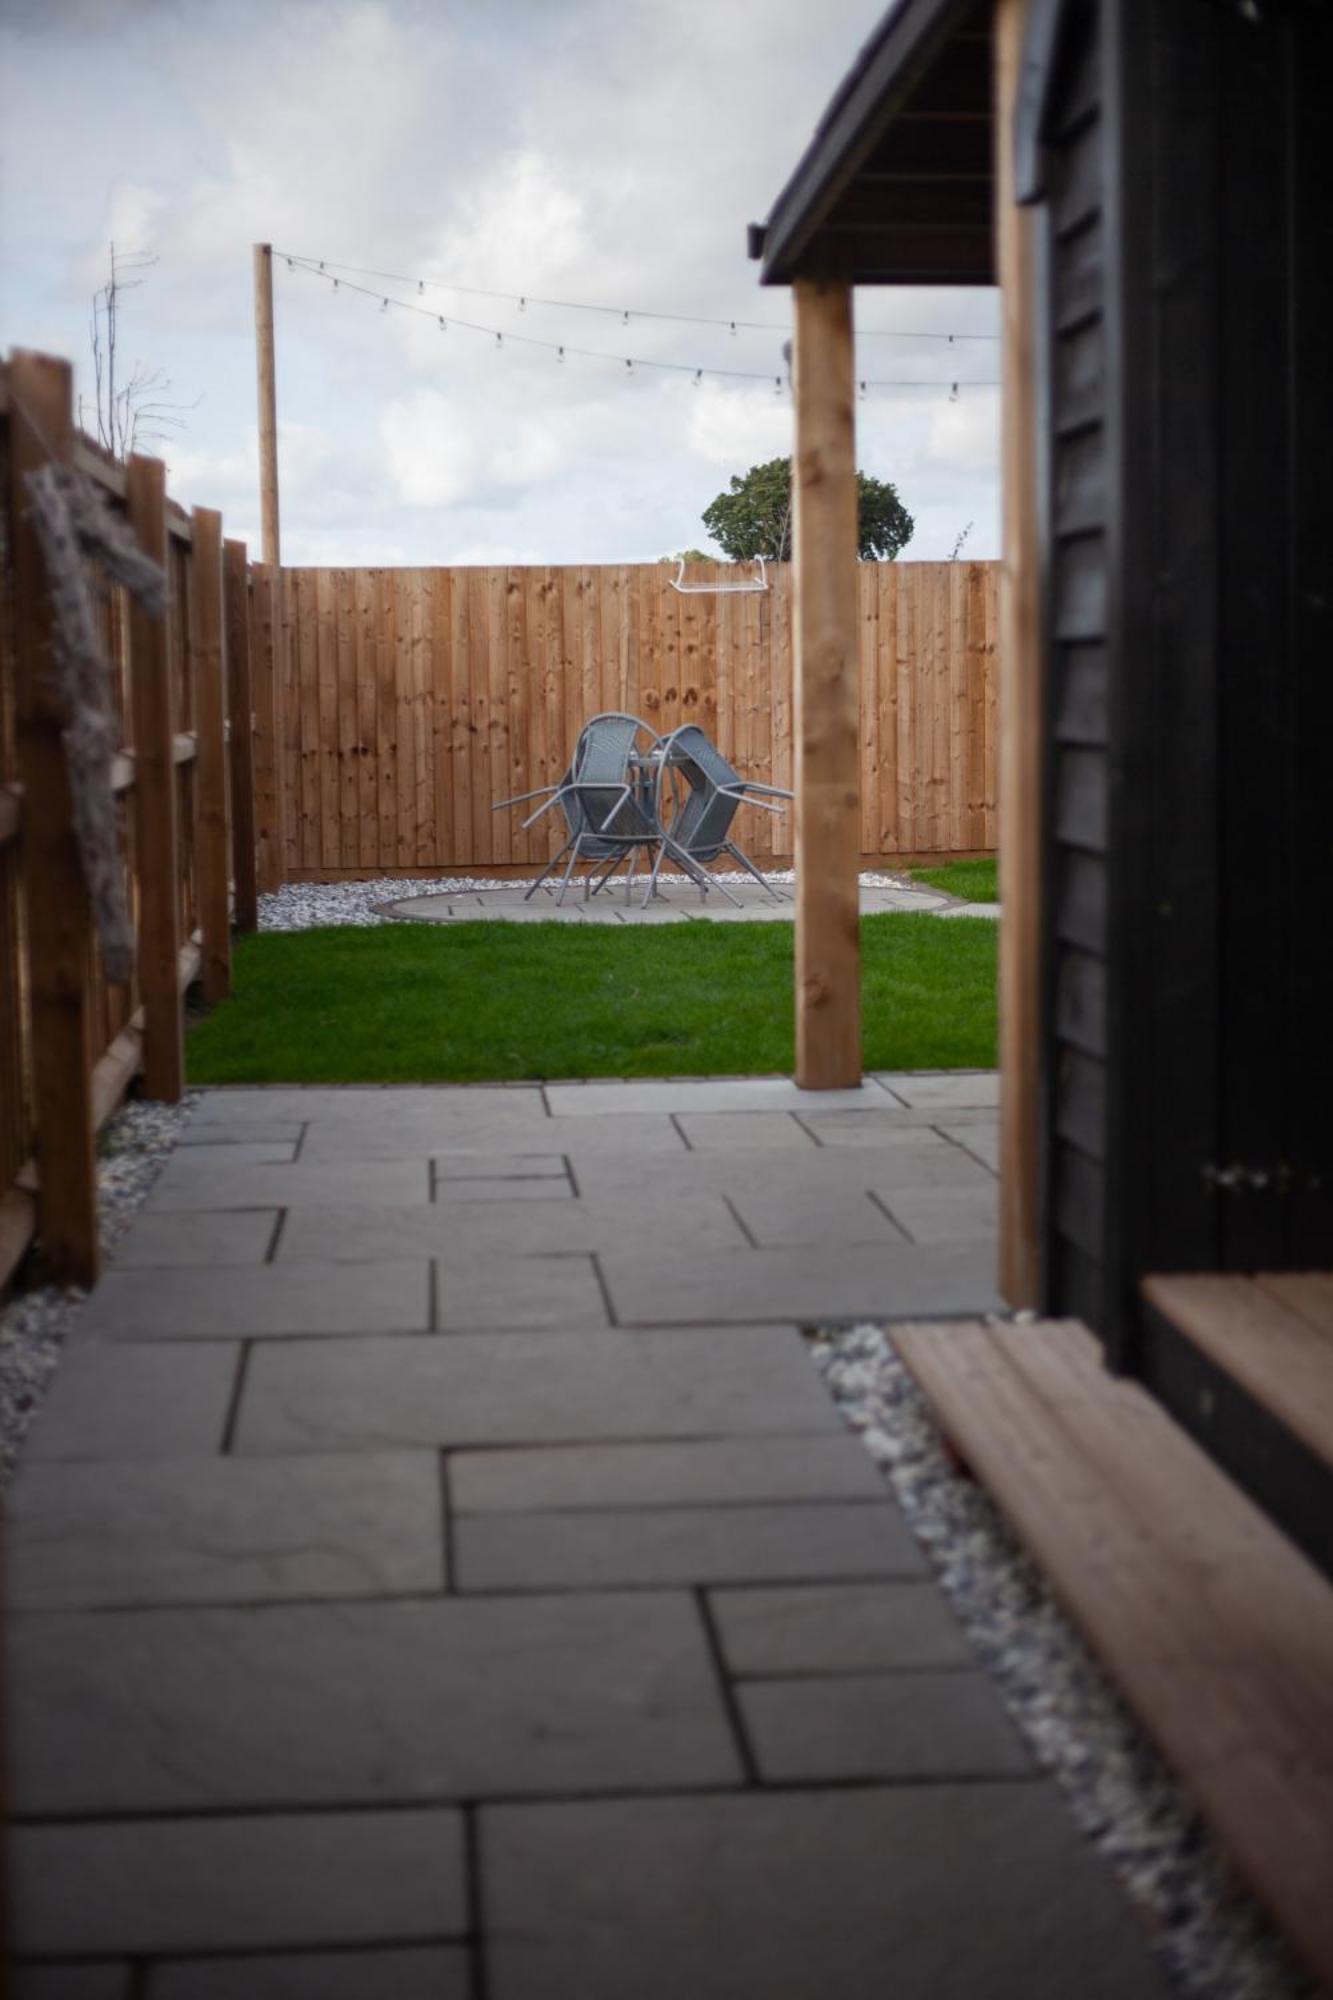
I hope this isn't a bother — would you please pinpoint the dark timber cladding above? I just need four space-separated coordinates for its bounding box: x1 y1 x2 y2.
755 0 993 286
1021 0 1333 1361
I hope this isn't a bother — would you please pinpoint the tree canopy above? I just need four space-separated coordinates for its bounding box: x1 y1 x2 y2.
701 456 914 563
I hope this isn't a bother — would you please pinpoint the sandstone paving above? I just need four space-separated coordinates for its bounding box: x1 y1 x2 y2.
449 1434 883 1512
480 1788 1170 2000
9 1808 465 1956
79 1259 431 1340
455 1500 924 1592
148 1948 472 2000
738 1670 1034 1783
8 1594 742 1817
22 1344 240 1462
235 1327 842 1455
710 1581 975 1675
6 1452 445 1609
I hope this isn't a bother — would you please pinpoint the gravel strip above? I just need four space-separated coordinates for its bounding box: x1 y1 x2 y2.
0 1094 198 1487
259 871 944 931
809 1323 1312 2000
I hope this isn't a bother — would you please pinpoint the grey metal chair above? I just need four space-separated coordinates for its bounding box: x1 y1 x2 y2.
647 723 793 903
496 712 707 906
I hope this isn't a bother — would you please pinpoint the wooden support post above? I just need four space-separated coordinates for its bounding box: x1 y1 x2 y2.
792 279 861 1090
247 561 285 893
192 507 230 1001
995 0 1044 1305
127 454 184 1102
8 351 99 1284
253 243 280 566
224 540 260 926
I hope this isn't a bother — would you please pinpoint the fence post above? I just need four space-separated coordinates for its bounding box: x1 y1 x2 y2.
247 560 284 894
7 351 99 1284
127 454 183 1101
192 507 230 1001
223 540 260 927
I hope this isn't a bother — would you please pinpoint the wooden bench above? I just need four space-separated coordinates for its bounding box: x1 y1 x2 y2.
892 1315 1333 1991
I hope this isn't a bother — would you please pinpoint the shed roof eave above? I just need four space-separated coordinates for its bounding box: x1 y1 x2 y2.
755 0 993 288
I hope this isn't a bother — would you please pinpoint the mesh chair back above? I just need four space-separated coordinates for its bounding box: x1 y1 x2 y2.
566 712 657 854
658 725 743 862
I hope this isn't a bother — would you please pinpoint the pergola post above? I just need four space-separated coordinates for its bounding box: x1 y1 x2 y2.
792 278 861 1090
995 0 1043 1304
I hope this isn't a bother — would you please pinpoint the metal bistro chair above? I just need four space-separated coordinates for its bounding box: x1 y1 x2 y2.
647 723 793 904
494 712 671 906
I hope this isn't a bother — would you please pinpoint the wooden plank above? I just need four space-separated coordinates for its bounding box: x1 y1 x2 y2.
874 565 898 853
279 565 301 879
0 1183 38 1296
376 571 398 870
467 568 491 868
337 567 358 870
429 569 452 870
413 570 434 868
895 564 918 851
488 568 510 867
996 0 1044 1305
253 244 280 563
223 540 260 928
317 568 339 871
448 567 471 867
126 452 183 1105
296 571 321 872
190 507 230 1002
792 279 860 1089
8 351 99 1283
770 565 793 858
248 560 282 888
1143 1273 1333 1469
894 1317 1333 1988
357 566 380 872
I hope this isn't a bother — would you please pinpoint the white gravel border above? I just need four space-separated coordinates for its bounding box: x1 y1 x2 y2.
0 1095 198 1486
258 870 982 931
810 1323 1313 2000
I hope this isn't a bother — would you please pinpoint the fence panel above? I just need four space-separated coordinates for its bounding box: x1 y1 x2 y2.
0 349 259 1291
276 559 999 878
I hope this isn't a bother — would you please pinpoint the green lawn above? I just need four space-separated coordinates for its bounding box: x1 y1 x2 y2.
187 914 998 1085
908 857 999 903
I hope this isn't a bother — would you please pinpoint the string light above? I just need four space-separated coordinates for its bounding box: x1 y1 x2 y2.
276 256 998 396
275 250 1000 343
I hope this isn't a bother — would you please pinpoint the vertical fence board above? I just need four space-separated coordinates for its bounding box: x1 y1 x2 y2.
356 566 378 870
191 508 230 1002
223 540 260 928
127 454 183 1103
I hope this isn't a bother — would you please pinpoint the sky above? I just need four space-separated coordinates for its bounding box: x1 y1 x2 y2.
0 0 1001 567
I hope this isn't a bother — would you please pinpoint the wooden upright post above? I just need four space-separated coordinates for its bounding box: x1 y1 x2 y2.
253 243 280 566
127 454 184 1102
8 351 99 1284
995 0 1044 1305
792 279 861 1090
224 540 260 926
192 506 231 1002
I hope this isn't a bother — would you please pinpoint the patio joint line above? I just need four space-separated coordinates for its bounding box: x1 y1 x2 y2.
218 1341 253 1457
264 1209 288 1264
463 1802 492 2000
439 1451 456 1596
721 1194 758 1248
694 1586 760 1786
670 1113 695 1151
588 1250 618 1327
866 1190 916 1245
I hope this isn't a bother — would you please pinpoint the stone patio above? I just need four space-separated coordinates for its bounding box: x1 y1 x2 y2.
6 1072 1166 1997
383 877 1002 924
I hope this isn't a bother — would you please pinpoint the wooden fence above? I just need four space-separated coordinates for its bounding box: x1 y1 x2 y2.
0 350 260 1289
276 560 999 879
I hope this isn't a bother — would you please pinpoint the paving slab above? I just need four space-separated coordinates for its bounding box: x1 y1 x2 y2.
150 1947 471 2000
433 1172 574 1202
158 1141 297 1168
710 1581 973 1675
569 1137 995 1204
456 1501 924 1592
146 1157 430 1212
879 1071 1001 1110
435 1250 608 1330
728 1185 907 1248
874 1181 999 1245
235 1328 839 1455
80 1260 431 1340
600 1240 1003 1325
9 1808 465 1955
22 1344 239 1462
6 1453 444 1609
9 1594 740 1815
433 1151 568 1180
738 1671 1032 1782
793 1113 988 1157
673 1111 815 1151
109 1210 280 1268
938 1118 1001 1172
276 1191 746 1263
297 1104 558 1162
544 1078 883 1117
481 1787 1168 2000
450 1434 883 1512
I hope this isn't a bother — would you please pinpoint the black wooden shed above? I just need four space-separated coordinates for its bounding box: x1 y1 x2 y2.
755 0 1331 1545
